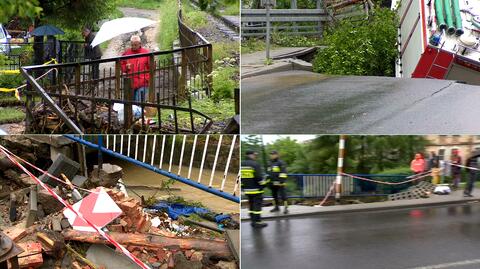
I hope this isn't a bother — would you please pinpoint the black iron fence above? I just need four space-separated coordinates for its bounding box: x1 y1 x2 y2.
0 41 86 71
19 11 215 134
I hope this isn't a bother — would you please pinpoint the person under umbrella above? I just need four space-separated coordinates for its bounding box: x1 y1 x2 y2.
82 26 102 81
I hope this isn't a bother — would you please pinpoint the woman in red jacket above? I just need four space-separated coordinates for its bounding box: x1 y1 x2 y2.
121 35 151 102
410 153 426 174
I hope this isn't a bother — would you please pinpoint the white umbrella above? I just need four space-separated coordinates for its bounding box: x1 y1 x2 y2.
91 17 157 48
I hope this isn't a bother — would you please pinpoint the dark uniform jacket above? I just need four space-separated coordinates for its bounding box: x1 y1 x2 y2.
84 32 102 59
241 158 266 194
268 159 288 186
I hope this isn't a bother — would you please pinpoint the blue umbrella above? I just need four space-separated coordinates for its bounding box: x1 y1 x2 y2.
31 25 65 36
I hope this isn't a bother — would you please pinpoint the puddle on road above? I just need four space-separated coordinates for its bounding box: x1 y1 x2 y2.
109 158 238 213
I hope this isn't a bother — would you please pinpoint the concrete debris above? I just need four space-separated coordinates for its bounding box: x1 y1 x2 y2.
91 164 123 187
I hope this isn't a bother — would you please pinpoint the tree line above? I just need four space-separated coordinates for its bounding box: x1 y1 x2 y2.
241 135 429 175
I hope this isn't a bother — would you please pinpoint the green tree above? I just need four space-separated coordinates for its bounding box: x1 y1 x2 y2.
312 7 398 76
0 0 42 24
265 137 302 166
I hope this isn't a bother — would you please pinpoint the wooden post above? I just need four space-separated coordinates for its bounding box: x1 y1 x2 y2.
115 60 121 99
123 78 133 129
148 54 155 102
205 44 213 96
234 88 239 115
75 64 81 95
180 49 188 98
25 82 33 133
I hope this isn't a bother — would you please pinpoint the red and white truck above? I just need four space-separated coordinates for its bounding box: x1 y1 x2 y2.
395 0 480 85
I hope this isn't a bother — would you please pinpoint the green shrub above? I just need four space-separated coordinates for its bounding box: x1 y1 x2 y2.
211 66 237 101
312 8 398 76
0 73 24 88
199 0 210 10
184 10 209 28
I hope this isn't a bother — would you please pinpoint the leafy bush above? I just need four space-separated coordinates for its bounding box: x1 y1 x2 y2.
199 0 210 10
272 32 323 47
184 10 209 28
0 73 24 88
211 66 237 101
312 8 398 76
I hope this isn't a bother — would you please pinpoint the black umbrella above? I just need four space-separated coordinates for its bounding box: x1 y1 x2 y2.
31 25 65 36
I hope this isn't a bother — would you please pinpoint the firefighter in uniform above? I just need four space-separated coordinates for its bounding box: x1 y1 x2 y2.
268 150 289 214
241 150 268 228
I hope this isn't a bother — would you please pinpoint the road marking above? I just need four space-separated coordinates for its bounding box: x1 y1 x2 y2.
408 259 480 269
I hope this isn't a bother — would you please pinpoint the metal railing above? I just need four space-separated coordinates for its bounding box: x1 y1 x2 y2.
66 134 240 203
242 174 414 199
0 41 86 71
241 9 330 37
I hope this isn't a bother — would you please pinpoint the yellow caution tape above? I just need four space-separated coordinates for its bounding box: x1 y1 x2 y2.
0 88 16 92
0 70 20 74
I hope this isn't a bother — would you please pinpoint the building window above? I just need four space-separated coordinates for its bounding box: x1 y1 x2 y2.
438 149 445 160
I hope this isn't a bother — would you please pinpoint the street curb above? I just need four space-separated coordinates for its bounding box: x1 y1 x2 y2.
241 198 480 221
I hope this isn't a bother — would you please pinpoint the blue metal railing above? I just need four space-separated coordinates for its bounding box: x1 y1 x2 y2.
65 134 240 203
244 173 413 199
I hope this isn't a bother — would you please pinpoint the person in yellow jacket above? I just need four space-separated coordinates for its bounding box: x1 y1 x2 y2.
268 150 289 214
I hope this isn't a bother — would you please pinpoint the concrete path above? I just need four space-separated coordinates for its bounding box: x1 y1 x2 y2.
241 190 480 221
241 47 311 77
242 202 480 269
241 70 480 134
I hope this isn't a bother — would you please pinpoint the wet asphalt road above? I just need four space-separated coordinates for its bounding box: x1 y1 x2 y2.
241 71 480 134
241 203 480 269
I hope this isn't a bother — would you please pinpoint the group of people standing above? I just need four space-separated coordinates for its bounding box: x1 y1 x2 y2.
241 150 289 228
410 150 478 197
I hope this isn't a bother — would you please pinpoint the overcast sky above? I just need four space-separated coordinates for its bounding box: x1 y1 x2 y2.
241 135 316 144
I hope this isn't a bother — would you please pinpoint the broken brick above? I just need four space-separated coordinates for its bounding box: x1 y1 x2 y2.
4 226 27 242
119 201 137 213
108 224 123 233
156 249 168 261
148 257 158 264
18 242 43 268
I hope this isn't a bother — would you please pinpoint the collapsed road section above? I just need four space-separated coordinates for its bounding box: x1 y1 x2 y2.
0 134 239 269
241 70 480 134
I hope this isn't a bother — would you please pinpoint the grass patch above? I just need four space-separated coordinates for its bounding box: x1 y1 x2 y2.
0 107 25 124
219 1 240 16
183 10 209 28
181 0 209 28
241 38 271 54
158 0 180 60
116 0 162 9
213 41 239 63
155 97 235 128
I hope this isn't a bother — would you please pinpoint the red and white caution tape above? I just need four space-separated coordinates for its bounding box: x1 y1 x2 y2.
447 162 480 171
0 146 100 194
341 171 433 185
316 182 336 207
0 146 151 269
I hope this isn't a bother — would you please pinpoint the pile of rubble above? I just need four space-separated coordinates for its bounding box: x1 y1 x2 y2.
388 181 436 201
0 161 238 268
